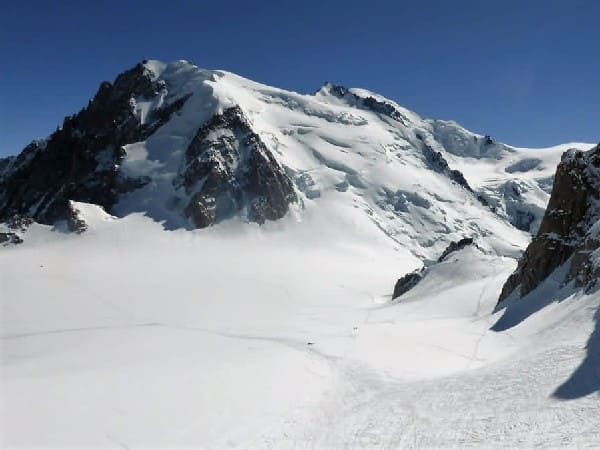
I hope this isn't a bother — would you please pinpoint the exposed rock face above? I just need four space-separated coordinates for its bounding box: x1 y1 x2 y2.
324 83 411 125
438 237 474 262
393 238 475 299
66 202 88 234
499 144 600 303
0 156 14 179
0 62 190 225
0 214 33 245
6 214 34 231
178 106 297 228
0 232 23 245
392 270 424 299
0 62 296 231
419 139 473 192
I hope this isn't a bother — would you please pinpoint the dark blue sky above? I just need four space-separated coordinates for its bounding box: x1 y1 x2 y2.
1 0 598 156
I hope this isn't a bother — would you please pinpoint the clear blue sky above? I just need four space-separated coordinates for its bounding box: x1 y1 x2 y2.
1 0 598 157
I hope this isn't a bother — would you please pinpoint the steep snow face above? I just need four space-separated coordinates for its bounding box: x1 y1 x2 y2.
313 81 592 234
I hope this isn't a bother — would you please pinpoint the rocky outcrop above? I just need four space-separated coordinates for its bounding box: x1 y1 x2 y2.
0 62 190 226
5 214 34 231
498 144 600 303
393 238 475 299
323 83 411 126
66 202 88 234
0 156 14 180
177 106 297 228
392 270 424 299
419 139 473 192
0 214 33 245
438 237 474 262
0 232 23 245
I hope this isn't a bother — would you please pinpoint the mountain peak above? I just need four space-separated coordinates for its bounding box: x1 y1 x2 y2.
0 60 593 259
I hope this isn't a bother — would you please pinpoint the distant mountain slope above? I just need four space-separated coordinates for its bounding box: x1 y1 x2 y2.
0 60 593 260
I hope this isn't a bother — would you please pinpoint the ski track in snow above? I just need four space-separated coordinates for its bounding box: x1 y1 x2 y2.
2 219 600 448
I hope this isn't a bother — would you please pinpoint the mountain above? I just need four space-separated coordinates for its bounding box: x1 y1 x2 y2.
2 60 599 448
0 60 591 259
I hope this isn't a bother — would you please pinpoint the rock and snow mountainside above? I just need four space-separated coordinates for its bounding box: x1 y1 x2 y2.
0 59 591 258
500 144 600 303
492 143 600 403
2 60 599 448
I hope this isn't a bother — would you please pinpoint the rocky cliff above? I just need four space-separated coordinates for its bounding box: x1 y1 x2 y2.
177 105 296 227
0 62 297 230
0 62 186 224
499 143 600 303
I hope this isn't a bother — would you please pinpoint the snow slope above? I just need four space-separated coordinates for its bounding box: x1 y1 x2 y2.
2 210 599 448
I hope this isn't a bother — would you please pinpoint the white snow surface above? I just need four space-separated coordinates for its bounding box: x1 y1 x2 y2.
2 60 599 448
2 211 599 448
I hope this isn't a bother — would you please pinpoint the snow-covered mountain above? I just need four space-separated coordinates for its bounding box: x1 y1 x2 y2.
2 60 598 448
0 60 591 258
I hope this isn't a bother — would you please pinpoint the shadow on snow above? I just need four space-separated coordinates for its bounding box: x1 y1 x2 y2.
553 305 600 399
492 262 600 400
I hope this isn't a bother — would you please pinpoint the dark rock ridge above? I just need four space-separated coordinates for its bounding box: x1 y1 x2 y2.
0 213 31 245
392 270 424 299
393 237 475 299
1 63 297 231
418 138 473 192
498 144 600 303
0 62 190 226
177 106 297 228
0 156 14 180
323 83 412 126
437 237 474 262
66 202 88 234
0 232 23 245
5 214 34 231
